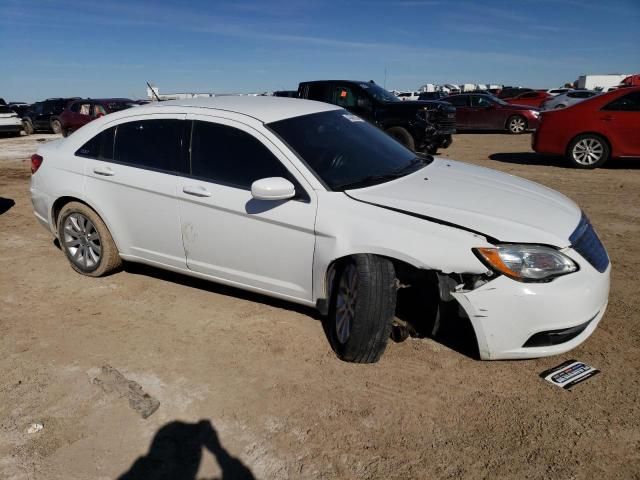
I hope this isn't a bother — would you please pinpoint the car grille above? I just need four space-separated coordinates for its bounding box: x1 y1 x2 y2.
430 108 457 132
569 213 609 273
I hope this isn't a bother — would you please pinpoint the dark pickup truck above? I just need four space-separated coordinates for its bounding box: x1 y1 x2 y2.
298 80 456 154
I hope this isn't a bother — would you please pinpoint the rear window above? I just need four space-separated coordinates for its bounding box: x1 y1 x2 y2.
106 102 135 113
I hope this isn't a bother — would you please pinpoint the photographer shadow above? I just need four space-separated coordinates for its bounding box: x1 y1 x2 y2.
119 419 255 480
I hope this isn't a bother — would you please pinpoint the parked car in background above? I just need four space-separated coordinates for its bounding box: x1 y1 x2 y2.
7 102 31 118
298 80 456 154
31 96 610 362
540 90 599 110
59 98 137 137
503 91 552 108
396 91 420 101
0 105 23 136
497 87 533 99
547 88 573 96
418 91 449 101
533 87 640 168
22 98 79 135
445 93 540 134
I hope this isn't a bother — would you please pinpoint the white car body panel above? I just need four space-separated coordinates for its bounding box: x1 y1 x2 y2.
30 97 610 360
0 110 23 131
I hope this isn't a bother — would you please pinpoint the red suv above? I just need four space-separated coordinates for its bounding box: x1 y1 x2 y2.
445 93 540 134
533 87 640 168
59 98 136 137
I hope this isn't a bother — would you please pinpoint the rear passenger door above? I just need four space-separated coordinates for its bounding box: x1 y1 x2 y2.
176 115 317 302
80 115 188 267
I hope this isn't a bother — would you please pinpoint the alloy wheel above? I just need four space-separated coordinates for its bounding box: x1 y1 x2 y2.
509 117 526 133
572 138 604 166
63 213 102 270
335 264 358 344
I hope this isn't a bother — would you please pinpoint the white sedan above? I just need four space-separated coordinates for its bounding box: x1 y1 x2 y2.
30 97 610 362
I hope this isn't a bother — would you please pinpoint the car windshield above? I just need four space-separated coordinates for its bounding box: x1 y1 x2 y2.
359 83 401 102
268 110 430 191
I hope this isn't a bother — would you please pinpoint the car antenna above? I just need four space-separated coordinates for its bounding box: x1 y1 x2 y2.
146 82 161 102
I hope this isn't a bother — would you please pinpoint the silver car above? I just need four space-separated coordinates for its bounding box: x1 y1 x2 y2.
541 90 599 110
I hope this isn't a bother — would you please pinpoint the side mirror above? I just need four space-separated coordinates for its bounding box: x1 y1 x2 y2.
251 177 295 201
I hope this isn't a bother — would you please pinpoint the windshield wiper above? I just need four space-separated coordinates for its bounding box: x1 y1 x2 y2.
336 156 430 191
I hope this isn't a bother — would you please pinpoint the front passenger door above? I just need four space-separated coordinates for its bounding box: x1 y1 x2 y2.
177 117 317 301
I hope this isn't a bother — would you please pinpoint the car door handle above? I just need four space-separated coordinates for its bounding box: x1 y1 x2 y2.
600 115 613 122
93 166 114 176
182 185 212 197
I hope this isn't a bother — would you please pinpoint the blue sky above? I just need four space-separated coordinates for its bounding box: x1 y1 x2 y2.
1 0 638 101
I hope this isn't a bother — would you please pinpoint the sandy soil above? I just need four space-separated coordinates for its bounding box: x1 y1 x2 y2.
1 132 639 480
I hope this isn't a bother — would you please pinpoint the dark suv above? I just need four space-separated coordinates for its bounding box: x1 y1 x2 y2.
22 98 80 135
298 80 456 154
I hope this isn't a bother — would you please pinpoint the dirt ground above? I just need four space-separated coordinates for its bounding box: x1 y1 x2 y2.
1 131 639 480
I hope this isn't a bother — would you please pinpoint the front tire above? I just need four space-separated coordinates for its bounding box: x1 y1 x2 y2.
507 115 527 134
57 202 121 277
327 255 397 363
567 134 610 169
23 120 34 136
386 126 416 151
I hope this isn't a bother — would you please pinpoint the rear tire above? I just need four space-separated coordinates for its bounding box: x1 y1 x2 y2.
62 129 71 138
507 115 527 134
327 255 397 363
567 134 610 169
57 202 121 277
51 119 62 134
386 126 416 151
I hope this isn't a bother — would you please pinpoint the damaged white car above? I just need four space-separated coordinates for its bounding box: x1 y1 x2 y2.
30 97 610 362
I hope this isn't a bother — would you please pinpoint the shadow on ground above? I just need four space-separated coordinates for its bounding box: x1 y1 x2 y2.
123 262 323 321
0 197 15 215
119 419 255 480
489 152 640 169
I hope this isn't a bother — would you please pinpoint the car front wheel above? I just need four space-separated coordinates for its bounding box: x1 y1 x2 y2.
57 202 122 277
386 126 416 151
567 134 610 169
327 254 397 363
507 115 527 134
23 120 34 135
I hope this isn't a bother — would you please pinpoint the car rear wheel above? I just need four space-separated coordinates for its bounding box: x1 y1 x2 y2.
62 129 71 138
506 115 527 134
57 202 122 277
567 134 610 169
51 119 62 134
327 255 397 363
23 120 34 136
386 126 416 151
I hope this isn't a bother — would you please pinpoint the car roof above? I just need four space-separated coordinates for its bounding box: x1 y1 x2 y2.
147 96 341 123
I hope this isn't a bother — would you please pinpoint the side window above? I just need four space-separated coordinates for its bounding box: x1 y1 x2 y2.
306 84 332 102
70 103 80 113
190 121 292 190
333 85 359 108
78 103 91 116
448 96 468 107
114 119 185 172
92 104 107 117
75 127 115 160
471 96 492 107
602 92 640 112
33 103 44 115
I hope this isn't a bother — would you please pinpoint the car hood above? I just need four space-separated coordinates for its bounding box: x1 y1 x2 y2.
346 158 581 247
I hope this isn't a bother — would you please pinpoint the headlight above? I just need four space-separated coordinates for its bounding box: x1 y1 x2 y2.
531 110 540 117
473 244 577 282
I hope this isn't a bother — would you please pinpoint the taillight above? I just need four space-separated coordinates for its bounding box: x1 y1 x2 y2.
31 154 43 174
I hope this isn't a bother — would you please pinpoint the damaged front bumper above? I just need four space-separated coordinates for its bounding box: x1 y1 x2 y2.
450 248 610 360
